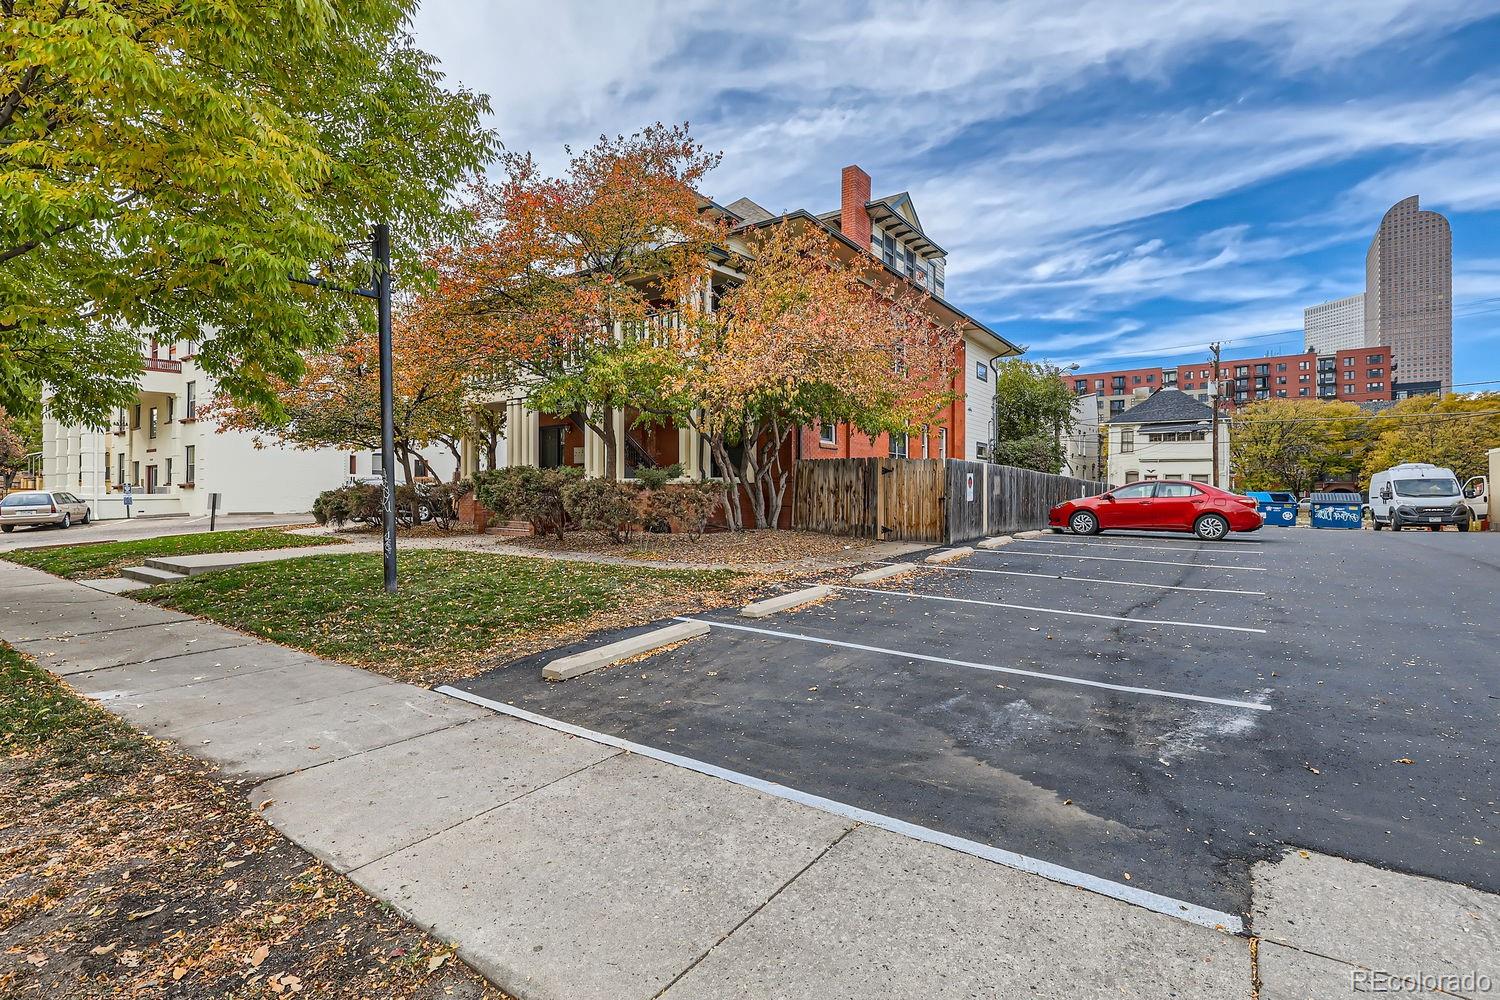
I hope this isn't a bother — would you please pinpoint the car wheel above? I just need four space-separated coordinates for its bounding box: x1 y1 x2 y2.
81 510 90 525
61 512 71 528
1372 516 1383 531
1068 510 1099 535
1458 515 1471 532
1390 514 1401 531
1 525 12 533
1194 513 1229 540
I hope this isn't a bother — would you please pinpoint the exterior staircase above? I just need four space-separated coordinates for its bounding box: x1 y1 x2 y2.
491 519 533 538
120 564 188 585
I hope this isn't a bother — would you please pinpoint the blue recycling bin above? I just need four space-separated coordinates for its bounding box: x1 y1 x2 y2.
1310 491 1363 529
1246 491 1297 527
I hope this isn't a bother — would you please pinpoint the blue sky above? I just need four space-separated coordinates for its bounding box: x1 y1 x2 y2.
411 1 1500 387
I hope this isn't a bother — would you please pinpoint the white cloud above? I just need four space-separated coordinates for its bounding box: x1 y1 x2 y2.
407 1 1498 371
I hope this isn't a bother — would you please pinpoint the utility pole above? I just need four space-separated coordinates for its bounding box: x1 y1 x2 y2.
1209 341 1223 489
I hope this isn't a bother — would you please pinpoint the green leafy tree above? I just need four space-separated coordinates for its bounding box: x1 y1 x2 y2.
990 360 1079 473
1 0 496 426
1230 399 1369 495
1361 393 1500 481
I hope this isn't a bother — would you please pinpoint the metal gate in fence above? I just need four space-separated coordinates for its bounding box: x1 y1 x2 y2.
792 457 1104 544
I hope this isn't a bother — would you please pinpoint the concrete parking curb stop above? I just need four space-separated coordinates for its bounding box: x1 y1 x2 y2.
977 535 1014 549
848 562 918 583
739 585 834 619
1014 529 1047 539
924 546 974 564
541 620 710 681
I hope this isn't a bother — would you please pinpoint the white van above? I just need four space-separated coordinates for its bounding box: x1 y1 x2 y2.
1462 475 1488 523
1369 463 1473 531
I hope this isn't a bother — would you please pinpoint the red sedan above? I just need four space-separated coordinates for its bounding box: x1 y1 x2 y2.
1049 481 1264 540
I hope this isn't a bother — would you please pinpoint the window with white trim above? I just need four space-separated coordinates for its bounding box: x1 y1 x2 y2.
818 422 837 447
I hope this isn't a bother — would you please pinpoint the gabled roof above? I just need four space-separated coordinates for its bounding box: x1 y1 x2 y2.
814 191 946 260
724 197 775 224
1108 389 1217 426
728 209 1018 358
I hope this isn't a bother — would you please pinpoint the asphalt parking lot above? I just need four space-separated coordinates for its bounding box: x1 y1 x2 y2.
452 526 1500 928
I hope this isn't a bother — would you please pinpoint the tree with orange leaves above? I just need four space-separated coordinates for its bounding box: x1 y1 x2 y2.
600 220 963 529
209 301 491 512
427 123 722 479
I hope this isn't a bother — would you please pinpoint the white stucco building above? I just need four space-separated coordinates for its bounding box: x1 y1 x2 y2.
41 339 457 520
1105 389 1229 489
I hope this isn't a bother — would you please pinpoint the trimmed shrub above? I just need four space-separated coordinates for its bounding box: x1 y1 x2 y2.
563 477 642 543
644 481 721 540
472 466 581 540
633 463 683 490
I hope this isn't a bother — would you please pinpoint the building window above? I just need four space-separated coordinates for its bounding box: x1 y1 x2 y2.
131 461 140 486
888 433 908 459
371 451 384 475
118 454 126 485
818 422 837 447
132 404 141 429
1074 379 1088 394
165 457 173 485
938 428 947 460
348 455 357 474
148 407 158 439
185 446 196 484
185 381 197 418
1120 430 1134 453
974 361 988 382
166 397 174 423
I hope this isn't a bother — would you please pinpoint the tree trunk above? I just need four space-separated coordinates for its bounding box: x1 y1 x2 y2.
706 433 743 531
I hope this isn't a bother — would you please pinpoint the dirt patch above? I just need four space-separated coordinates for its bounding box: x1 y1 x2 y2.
509 528 883 569
0 647 509 999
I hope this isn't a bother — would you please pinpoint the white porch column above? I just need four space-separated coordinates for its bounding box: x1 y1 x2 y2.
678 424 702 479
612 408 626 480
584 408 606 477
523 408 540 467
503 400 524 467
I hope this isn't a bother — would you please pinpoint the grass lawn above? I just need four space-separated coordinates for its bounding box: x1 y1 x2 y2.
0 642 508 998
141 548 751 684
0 527 341 580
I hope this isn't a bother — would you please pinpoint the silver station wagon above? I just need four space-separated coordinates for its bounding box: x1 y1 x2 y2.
0 490 92 532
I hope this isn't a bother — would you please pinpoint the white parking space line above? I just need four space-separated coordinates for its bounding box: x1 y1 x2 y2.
914 564 1267 597
970 549 1268 572
1018 537 1265 556
675 617 1273 712
832 586 1267 633
436 685 1245 933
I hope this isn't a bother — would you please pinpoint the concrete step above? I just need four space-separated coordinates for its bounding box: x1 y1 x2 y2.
491 520 533 537
120 564 189 586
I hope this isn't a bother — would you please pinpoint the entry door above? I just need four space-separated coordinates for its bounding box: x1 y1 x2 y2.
538 425 565 468
145 465 158 493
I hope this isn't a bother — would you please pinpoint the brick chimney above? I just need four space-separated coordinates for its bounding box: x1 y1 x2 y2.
840 165 872 248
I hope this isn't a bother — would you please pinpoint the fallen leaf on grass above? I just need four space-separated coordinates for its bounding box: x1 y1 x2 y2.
117 950 141 968
173 966 189 981
127 904 164 921
427 953 450 972
26 953 46 967
250 944 270 968
90 942 117 956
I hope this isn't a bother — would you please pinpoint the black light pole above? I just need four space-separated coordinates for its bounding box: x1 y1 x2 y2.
373 223 398 593
291 224 398 592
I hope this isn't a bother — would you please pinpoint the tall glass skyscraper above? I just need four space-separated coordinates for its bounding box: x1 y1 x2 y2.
1364 196 1452 395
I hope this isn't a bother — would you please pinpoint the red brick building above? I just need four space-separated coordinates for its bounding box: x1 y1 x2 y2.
1071 346 1394 420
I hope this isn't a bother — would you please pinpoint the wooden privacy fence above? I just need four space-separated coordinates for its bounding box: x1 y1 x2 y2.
792 457 1104 544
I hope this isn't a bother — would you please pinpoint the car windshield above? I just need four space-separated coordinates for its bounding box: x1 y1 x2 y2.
1393 478 1459 498
2 492 50 506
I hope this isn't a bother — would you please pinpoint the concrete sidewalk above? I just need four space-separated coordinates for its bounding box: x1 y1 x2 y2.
3 558 1494 1000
